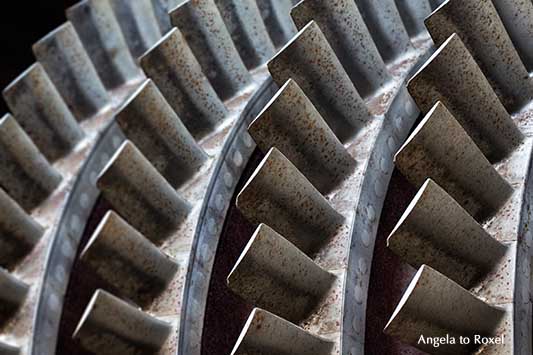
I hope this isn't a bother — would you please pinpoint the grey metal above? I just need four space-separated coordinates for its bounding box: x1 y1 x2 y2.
249 79 356 193
66 0 141 90
0 342 19 355
256 0 297 48
0 188 43 269
0 267 28 311
489 0 533 72
151 0 173 34
394 101 513 220
388 179 508 289
408 34 523 162
73 289 172 354
236 147 344 254
268 21 371 142
227 224 335 322
170 0 252 100
3 63 84 162
0 114 62 212
291 0 391 98
140 28 227 138
231 308 334 355
178 78 278 355
32 22 109 121
97 141 191 244
384 265 506 354
425 0 533 111
116 79 208 188
394 0 432 37
80 211 178 306
32 121 127 355
109 0 163 59
354 0 412 62
213 0 275 69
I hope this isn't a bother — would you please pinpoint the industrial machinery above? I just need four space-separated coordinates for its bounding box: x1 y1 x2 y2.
0 0 530 354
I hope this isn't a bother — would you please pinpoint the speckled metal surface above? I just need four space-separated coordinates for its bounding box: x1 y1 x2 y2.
1 1 532 355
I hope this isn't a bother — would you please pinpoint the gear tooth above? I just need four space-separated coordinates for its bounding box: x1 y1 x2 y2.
0 267 29 316
66 0 142 91
169 0 252 100
140 28 228 138
214 0 275 69
236 147 344 254
80 211 178 306
97 141 191 244
0 188 43 268
256 0 297 48
292 0 391 97
394 101 512 219
0 342 19 355
109 0 164 59
116 79 208 188
73 289 172 354
33 22 110 121
354 0 412 62
231 308 334 355
425 0 533 110
0 114 62 212
249 79 355 193
227 224 334 322
384 265 506 354
3 63 84 162
408 34 523 161
395 0 433 37
268 21 371 142
387 179 507 289
492 0 533 72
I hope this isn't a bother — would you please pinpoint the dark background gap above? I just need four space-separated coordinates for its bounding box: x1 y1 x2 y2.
0 1 78 114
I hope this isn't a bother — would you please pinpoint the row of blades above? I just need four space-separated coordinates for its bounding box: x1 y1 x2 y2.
1 0 532 355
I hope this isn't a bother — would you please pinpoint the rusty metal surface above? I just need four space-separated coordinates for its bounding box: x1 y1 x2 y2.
1 0 531 354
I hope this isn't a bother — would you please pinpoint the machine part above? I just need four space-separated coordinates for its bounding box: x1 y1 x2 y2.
0 0 530 355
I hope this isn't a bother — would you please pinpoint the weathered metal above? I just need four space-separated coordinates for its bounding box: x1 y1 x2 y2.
0 267 29 315
213 0 275 69
231 308 334 355
249 79 356 193
387 179 508 289
73 289 172 354
3 63 84 162
0 114 62 212
97 141 191 244
115 79 208 188
66 0 141 90
492 0 533 72
394 101 513 220
169 0 252 100
395 0 433 37
268 21 371 142
291 0 390 98
354 0 412 62
109 0 164 59
425 0 533 110
384 265 506 354
255 0 297 48
227 223 335 322
236 147 344 254
407 33 523 162
0 188 43 269
5 0 532 354
140 28 227 138
80 211 179 306
32 22 109 121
